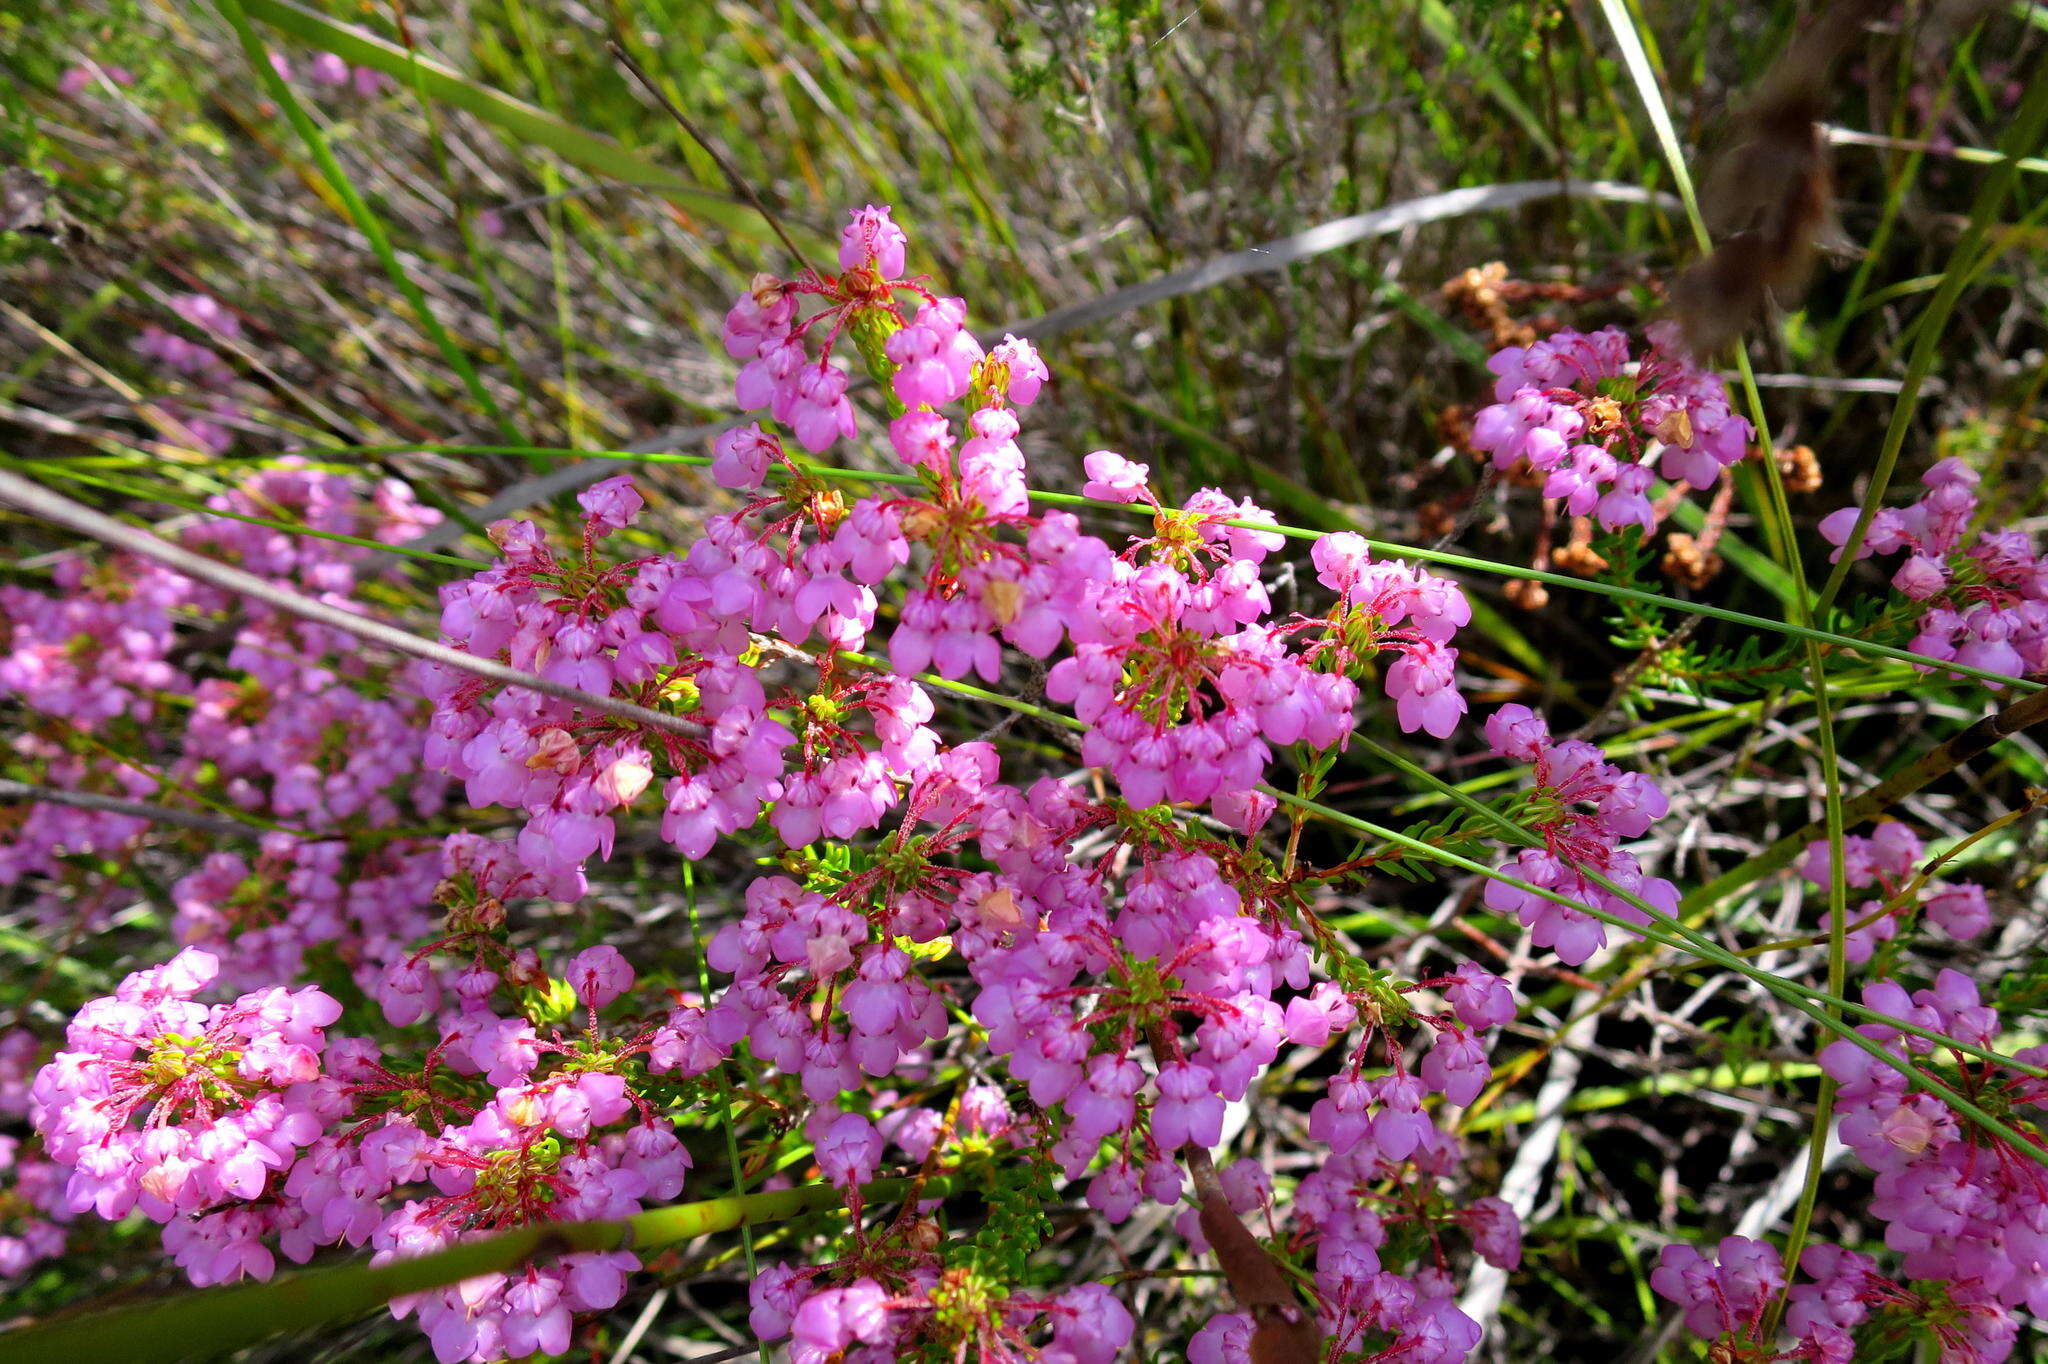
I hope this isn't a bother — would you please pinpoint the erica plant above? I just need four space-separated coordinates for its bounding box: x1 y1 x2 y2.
3 199 2047 1364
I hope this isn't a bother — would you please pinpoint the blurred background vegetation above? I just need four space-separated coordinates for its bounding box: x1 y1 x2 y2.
3 1 2047 1358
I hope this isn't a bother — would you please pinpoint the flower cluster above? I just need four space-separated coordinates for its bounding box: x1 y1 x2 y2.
410 204 1515 1357
1470 322 1751 533
0 459 444 932
56 63 136 97
1823 457 2048 686
1655 1233 2022 1363
1657 977 2048 1362
0 1031 67 1282
750 1266 1136 1363
132 293 252 454
0 462 449 1283
31 949 344 1230
18 201 1931 1364
1798 822 1992 963
26 934 690 1358
0 1138 68 1279
267 49 389 97
1478 704 1676 965
62 49 387 101
1821 975 2048 1329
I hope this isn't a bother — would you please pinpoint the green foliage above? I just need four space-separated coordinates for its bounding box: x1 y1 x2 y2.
1372 808 1500 882
0 1 157 264
965 1143 1060 1287
993 0 1167 105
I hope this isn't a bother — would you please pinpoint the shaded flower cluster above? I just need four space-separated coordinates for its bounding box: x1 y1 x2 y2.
1798 822 1993 963
1655 1233 2021 1363
1471 322 1751 533
1823 458 2048 686
1479 704 1676 966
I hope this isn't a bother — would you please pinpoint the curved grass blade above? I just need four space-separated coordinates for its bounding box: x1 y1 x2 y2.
212 0 518 448
0 1174 962 1364
235 0 779 241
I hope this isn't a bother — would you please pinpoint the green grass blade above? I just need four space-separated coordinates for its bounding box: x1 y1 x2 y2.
212 0 517 446
0 1172 964 1364
236 0 781 242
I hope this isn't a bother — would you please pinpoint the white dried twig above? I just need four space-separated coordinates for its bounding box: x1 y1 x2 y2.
0 468 699 740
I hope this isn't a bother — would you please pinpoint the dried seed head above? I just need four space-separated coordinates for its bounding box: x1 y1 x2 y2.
1504 577 1551 612
525 727 582 774
808 487 848 534
1661 532 1724 590
1436 405 1475 456
1778 443 1822 495
1588 395 1628 438
900 502 945 541
981 578 1024 626
1650 405 1695 450
1553 540 1609 577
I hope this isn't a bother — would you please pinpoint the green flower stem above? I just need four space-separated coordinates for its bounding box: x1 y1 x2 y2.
0 1173 961 1364
837 641 2048 1086
301 440 2041 693
4 454 485 570
1268 789 2048 1101
1683 615 2048 910
831 654 2045 1084
684 862 767 1364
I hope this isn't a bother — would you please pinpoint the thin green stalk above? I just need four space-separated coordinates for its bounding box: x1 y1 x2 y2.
684 862 767 1364
301 442 2043 692
1558 6 1860 1310
0 1172 964 1364
4 455 485 570
861 657 2047 1081
1270 790 2048 1150
382 0 542 439
1811 71 2048 619
232 0 778 240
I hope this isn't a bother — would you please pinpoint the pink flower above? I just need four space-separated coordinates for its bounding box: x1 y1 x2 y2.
1081 450 1151 503
814 1113 881 1187
565 946 635 1011
838 206 907 278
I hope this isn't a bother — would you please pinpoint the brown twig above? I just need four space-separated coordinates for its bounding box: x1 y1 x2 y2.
1689 682 2048 908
